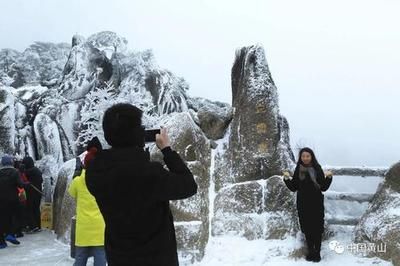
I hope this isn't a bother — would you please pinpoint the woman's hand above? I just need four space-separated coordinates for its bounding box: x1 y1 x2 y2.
282 171 292 180
324 170 333 178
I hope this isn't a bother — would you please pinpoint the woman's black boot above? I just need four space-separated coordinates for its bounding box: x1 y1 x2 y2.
312 233 322 262
305 234 315 261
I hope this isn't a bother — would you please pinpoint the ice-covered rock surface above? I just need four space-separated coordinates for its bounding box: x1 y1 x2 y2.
212 176 299 240
213 45 295 191
53 158 76 243
354 161 400 265
0 87 16 154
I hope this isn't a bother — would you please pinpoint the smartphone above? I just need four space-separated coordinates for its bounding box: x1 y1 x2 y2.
145 129 161 142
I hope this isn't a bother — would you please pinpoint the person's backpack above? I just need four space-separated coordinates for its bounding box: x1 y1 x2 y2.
17 187 27 203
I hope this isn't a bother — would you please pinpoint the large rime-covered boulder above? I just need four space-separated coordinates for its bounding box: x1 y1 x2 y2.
60 32 116 100
53 158 76 243
36 155 61 202
0 87 16 155
174 221 204 263
354 161 400 265
150 111 211 262
33 113 64 164
212 175 299 240
11 85 48 104
188 97 233 140
56 102 82 154
145 69 190 115
213 45 295 191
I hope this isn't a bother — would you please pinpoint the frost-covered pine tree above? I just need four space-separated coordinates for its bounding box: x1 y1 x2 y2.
76 81 160 149
76 82 117 148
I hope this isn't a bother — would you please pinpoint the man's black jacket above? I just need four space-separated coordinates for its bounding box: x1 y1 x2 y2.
22 157 43 199
0 166 23 203
86 146 197 266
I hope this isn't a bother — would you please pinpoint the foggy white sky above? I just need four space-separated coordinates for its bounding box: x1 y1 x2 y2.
1 0 399 166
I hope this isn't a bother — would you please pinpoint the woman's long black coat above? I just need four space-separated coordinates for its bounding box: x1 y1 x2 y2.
284 165 332 235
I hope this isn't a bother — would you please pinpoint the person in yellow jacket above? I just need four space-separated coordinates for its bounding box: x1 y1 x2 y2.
68 145 106 266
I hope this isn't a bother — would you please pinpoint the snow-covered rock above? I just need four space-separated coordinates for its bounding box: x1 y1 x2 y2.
36 155 62 202
354 161 400 265
150 112 211 262
188 97 233 140
33 113 64 164
0 87 16 155
145 69 190 115
53 158 76 243
11 85 48 102
60 34 113 100
212 176 299 240
55 101 81 157
213 45 295 191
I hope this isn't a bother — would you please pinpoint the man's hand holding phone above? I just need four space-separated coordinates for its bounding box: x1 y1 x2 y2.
156 128 171 150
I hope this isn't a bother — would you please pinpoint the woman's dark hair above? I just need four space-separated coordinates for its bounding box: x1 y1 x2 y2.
296 147 321 169
102 103 145 148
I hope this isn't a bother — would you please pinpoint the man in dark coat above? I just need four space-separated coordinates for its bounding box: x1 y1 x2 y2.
0 155 24 248
86 103 198 266
283 147 333 262
22 156 43 232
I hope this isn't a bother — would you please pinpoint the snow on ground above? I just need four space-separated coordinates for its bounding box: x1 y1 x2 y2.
0 228 392 266
0 230 72 266
195 227 392 266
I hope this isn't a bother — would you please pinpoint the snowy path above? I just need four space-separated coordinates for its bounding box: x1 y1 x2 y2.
0 228 392 266
0 230 72 266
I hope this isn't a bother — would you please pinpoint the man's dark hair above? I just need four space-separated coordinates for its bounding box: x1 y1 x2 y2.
102 103 145 148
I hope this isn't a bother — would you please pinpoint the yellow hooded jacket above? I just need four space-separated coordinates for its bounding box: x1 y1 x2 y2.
68 169 105 247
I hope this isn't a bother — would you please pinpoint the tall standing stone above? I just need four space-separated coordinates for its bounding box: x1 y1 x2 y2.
214 45 295 191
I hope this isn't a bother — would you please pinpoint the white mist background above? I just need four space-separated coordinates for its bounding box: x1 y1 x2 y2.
0 0 399 166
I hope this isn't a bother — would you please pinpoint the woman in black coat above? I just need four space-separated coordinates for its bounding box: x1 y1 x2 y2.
283 147 333 262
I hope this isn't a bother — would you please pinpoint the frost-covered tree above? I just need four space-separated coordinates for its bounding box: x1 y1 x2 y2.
76 81 160 148
76 82 117 147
